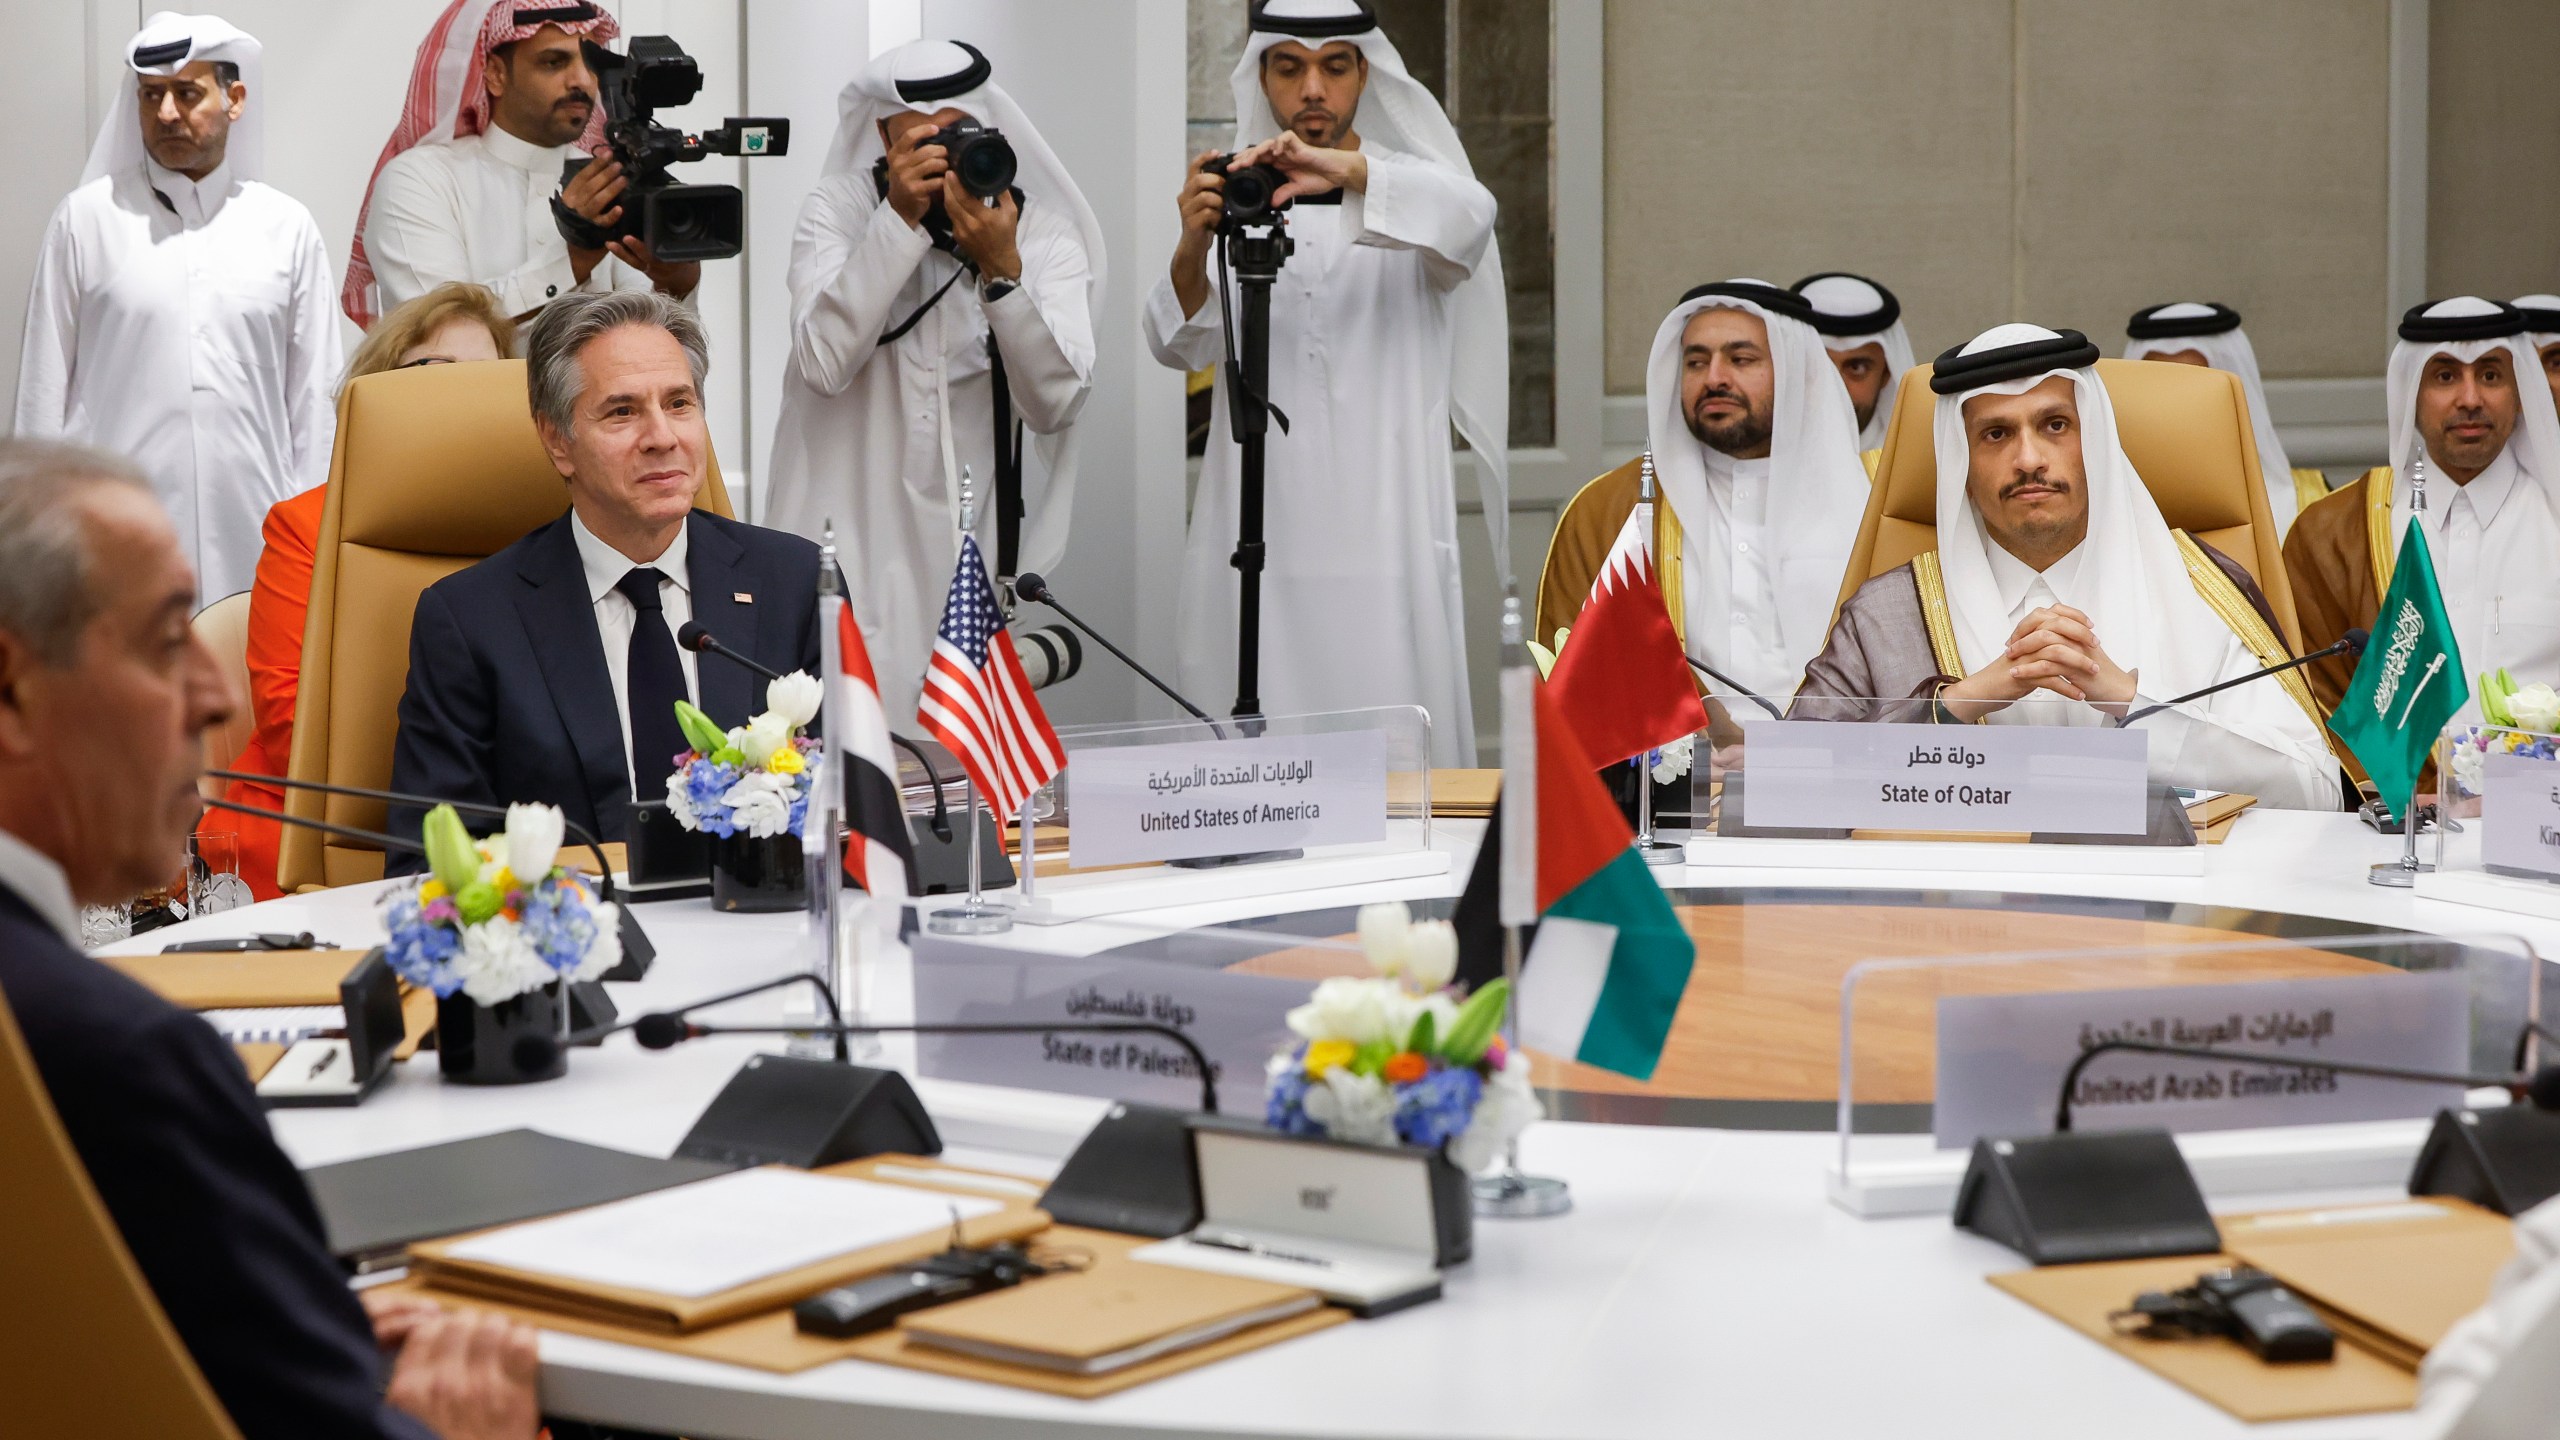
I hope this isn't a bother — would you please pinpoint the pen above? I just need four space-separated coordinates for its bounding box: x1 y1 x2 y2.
1187 1233 1335 1268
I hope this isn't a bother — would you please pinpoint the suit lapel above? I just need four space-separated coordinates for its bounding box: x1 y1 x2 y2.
684 513 761 729
513 518 630 837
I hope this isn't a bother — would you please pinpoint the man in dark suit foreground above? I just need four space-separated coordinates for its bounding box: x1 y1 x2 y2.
0 438 538 1438
389 289 824 859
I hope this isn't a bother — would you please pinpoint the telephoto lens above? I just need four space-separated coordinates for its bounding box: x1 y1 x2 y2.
927 118 1018 200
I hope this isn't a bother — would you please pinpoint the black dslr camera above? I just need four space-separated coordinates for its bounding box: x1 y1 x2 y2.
869 117 1022 254
557 35 790 263
1204 152 1291 230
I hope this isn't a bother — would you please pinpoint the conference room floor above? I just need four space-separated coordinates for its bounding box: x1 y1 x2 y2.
109 808 2556 1439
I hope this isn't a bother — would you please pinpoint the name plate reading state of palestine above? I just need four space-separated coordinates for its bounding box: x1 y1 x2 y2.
1068 728 1388 867
1741 718 2148 835
2481 751 2560 882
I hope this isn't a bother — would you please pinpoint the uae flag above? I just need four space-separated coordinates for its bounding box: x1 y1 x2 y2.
1453 663 1694 1081
1546 507 1707 765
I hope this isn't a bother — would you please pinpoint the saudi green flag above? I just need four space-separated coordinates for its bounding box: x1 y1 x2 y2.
2328 519 2469 809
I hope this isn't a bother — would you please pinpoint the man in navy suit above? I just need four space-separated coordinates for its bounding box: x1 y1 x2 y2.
0 437 538 1437
389 289 825 859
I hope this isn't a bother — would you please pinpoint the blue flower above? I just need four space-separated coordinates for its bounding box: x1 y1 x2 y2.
1264 1045 1324 1135
1390 1063 1483 1150
381 891 467 997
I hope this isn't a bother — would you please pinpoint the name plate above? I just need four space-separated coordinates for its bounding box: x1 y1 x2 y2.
2481 751 2560 881
1742 718 2147 835
1932 972 2471 1149
1067 729 1387 867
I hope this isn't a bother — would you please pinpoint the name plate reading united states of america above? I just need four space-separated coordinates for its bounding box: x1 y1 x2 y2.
1067 728 1388 868
1741 718 2148 835
2481 750 2560 882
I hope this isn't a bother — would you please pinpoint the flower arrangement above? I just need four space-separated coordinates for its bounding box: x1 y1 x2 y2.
665 671 824 840
2448 669 2560 799
381 803 621 1006
1264 902 1542 1172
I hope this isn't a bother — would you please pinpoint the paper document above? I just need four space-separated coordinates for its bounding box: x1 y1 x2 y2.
201 1005 343 1045
444 1168 1000 1298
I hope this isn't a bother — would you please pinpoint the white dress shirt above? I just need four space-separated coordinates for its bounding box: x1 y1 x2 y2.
0 827 82 949
14 159 341 600
2421 451 2560 721
1976 538 2338 807
570 512 699 798
362 125 656 321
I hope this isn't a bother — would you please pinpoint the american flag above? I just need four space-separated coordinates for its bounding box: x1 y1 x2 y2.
917 536 1063 820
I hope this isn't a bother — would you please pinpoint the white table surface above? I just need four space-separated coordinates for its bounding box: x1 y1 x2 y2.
109 809 2552 1439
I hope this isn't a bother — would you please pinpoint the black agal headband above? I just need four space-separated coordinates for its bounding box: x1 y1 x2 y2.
1929 330 2102 395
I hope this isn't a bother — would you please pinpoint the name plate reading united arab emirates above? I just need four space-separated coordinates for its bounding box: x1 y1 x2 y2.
1742 718 2147 835
1932 972 2471 1150
2480 751 2560 882
1068 729 1387 868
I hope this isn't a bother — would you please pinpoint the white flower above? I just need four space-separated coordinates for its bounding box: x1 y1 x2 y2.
570 902 623 982
664 773 699 829
452 916 554 1006
1447 1051 1544 1173
764 670 823 730
1285 976 1399 1048
1403 919 1458 993
2453 739 2486 796
721 770 797 838
1355 901 1414 978
737 712 793 768
1302 1068 1397 1146
2510 682 2560 733
503 803 564 880
1650 735 1695 785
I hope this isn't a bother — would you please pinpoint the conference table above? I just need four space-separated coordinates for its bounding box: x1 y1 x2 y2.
109 807 2559 1439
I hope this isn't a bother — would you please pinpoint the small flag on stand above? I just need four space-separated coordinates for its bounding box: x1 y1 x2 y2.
917 535 1065 821
827 593 914 917
2328 519 2468 810
1454 669 1694 1081
1545 509 1707 766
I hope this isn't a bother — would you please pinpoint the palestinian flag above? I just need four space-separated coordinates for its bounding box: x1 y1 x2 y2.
1453 667 1694 1080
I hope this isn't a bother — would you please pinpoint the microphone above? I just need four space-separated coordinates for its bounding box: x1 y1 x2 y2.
674 620 956 842
2118 627 2369 726
1685 654 1785 720
2053 1033 2559 1132
513 970 848 1072
1014 623 1083 689
1014 572 1223 735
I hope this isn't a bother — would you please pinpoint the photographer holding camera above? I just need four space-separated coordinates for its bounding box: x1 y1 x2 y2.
346 1 697 329
765 40 1102 722
1145 0 1507 766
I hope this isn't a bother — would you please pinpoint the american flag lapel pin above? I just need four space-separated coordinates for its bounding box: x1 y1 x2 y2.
733 591 754 604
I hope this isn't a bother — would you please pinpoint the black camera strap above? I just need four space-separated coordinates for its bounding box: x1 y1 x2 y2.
989 339 1023 578
1215 233 1291 438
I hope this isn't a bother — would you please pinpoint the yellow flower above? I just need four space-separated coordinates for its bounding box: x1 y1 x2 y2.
768 746 806 776
1304 1039 1356 1078
490 867 518 893
418 879 447 902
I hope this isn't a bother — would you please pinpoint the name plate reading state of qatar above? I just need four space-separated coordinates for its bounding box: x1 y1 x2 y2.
1068 728 1388 868
1741 718 2148 835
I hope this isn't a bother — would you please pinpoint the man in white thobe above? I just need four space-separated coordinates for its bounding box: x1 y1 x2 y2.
1792 271 1914 454
345 0 692 329
2124 300 2324 533
763 40 1101 723
14 13 340 603
1146 0 1507 766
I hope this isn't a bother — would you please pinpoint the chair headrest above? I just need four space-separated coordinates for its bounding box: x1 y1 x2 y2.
1871 357 2260 535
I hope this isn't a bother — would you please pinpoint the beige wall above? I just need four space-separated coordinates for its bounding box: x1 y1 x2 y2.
1605 0 2394 389
2429 0 2560 300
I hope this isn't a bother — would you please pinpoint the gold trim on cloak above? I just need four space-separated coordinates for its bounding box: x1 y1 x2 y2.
1910 551 1964 677
2362 465 2394 595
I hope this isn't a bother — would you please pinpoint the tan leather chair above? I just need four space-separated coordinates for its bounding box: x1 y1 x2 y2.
192 590 255 801
1838 357 2304 650
280 360 735 891
0 985 243 1438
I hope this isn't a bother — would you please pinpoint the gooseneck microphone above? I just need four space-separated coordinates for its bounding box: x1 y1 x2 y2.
1685 654 1785 720
673 620 955 842
513 970 849 1071
2118 626 2369 726
1013 572 1225 735
2053 1033 2559 1133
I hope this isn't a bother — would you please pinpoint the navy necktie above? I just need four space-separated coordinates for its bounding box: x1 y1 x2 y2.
614 567 688 802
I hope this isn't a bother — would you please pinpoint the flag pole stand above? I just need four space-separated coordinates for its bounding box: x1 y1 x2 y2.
1633 755 1681 867
1471 926 1572 1219
1012 789 1054 923
927 775 1014 934
2369 782 2436 887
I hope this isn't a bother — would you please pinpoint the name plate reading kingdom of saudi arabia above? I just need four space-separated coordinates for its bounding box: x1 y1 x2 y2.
1742 718 2148 835
1067 728 1388 868
2481 751 2560 882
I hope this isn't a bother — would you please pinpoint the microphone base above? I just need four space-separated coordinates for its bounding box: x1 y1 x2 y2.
1954 1129 2220 1265
605 906 656 980
1167 847 1302 870
2410 1104 2560 1215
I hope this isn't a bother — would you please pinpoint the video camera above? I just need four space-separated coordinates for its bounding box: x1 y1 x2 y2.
558 35 789 263
1204 152 1291 231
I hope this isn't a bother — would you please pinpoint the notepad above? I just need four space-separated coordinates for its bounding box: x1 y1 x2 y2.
898 1260 1320 1375
442 1168 1000 1299
201 1005 343 1045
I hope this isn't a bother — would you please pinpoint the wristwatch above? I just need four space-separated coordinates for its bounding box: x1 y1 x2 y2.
979 274 1019 303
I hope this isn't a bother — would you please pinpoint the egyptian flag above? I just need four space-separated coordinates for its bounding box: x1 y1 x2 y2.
1453 665 1693 1081
1546 507 1706 765
826 593 914 918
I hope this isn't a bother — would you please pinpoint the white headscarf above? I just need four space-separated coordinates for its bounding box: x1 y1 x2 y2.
1644 280 1872 682
2121 301 2301 537
1232 0 1511 576
83 13 264 186
1932 324 2239 703
816 39 1108 579
1793 272 1914 451
2514 293 2560 377
2383 298 2560 545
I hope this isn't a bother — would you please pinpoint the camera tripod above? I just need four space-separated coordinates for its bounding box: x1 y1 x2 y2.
1216 222 1294 723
